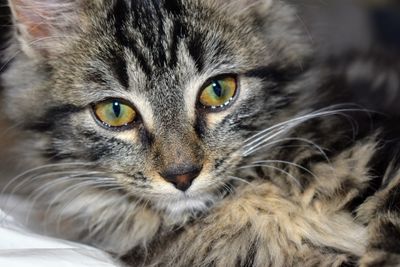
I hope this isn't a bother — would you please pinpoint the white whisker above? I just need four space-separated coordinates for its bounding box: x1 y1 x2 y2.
23 173 112 225
238 164 301 188
251 159 317 180
227 176 253 186
1 162 93 195
243 105 376 151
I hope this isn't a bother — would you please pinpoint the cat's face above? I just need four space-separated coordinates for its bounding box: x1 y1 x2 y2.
3 0 309 217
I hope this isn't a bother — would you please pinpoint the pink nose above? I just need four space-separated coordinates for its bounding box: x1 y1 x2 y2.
160 165 202 191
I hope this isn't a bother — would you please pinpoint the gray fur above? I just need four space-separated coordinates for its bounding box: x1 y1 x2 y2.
2 0 400 266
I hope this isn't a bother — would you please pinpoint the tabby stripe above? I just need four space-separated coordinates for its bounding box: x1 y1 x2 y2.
26 104 83 132
383 184 400 213
169 19 187 68
152 0 168 67
112 0 153 77
163 0 183 16
187 33 205 72
350 132 400 212
42 147 76 161
111 0 129 45
371 221 400 254
85 70 108 85
130 0 166 67
239 240 257 267
164 0 187 68
109 50 130 89
194 109 207 138
128 41 153 77
130 0 169 70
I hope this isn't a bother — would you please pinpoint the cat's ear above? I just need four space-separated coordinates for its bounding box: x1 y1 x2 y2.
8 0 83 57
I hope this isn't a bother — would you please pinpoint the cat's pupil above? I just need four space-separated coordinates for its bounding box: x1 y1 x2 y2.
113 101 121 118
212 81 223 97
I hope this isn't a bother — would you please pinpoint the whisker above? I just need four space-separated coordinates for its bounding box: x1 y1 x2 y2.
1 162 93 195
43 178 118 227
242 129 288 156
237 164 301 188
23 173 111 225
251 159 318 180
50 181 121 236
226 175 253 186
5 170 104 199
243 105 376 149
1 165 98 220
244 137 331 166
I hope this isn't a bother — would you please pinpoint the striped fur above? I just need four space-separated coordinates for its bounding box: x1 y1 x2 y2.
1 0 400 266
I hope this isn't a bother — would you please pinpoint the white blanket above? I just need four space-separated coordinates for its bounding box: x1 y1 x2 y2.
0 209 121 267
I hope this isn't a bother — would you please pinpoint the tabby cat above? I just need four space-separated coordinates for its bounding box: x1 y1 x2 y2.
1 0 400 266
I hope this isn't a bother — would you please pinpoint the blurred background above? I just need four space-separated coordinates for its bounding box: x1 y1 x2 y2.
0 0 399 181
288 0 400 55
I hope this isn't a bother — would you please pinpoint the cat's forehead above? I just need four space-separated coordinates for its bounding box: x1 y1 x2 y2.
81 0 246 93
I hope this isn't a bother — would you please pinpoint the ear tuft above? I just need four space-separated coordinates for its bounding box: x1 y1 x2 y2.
8 0 82 57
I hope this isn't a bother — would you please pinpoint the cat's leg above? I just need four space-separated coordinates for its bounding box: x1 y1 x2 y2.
358 170 400 267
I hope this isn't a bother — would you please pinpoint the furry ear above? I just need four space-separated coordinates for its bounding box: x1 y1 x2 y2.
8 0 82 57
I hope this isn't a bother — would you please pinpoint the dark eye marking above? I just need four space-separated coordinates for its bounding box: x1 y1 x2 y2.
26 104 83 132
109 51 130 89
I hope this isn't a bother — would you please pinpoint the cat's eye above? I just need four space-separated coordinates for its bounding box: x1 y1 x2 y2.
93 99 137 129
199 76 238 110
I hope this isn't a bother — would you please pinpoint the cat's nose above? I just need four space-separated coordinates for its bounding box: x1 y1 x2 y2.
160 165 202 192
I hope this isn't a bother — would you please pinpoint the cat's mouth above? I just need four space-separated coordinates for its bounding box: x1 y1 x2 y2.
133 174 225 217
153 191 220 218
116 167 232 217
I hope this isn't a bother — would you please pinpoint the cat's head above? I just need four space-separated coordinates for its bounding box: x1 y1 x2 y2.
2 0 310 219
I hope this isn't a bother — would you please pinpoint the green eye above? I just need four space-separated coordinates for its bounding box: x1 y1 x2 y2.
93 99 136 128
199 76 237 109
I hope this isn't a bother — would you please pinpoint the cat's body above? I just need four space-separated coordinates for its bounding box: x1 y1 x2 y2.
1 0 400 266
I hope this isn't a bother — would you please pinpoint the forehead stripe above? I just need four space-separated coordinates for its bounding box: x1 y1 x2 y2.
163 0 183 16
187 33 205 72
168 19 186 68
111 0 153 77
108 50 130 89
130 0 168 68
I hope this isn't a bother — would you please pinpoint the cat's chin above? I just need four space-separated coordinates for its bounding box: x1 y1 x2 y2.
154 192 220 224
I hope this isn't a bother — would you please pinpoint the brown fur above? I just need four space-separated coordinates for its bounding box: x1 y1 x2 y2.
1 0 400 266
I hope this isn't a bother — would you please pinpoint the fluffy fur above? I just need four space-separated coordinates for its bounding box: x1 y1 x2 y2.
1 0 400 266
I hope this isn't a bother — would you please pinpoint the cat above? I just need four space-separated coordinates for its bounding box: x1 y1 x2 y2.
1 0 400 266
